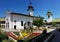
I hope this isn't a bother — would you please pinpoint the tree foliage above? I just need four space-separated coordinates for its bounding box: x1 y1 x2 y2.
0 29 14 42
52 22 56 27
33 18 44 28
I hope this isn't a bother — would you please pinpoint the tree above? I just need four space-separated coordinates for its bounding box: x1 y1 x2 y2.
0 23 1 28
52 22 57 29
33 18 44 28
52 22 56 27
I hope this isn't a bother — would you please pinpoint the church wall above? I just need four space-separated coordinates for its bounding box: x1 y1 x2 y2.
10 14 33 29
47 16 52 22
5 11 12 29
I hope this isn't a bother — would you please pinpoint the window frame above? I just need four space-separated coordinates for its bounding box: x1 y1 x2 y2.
21 21 23 26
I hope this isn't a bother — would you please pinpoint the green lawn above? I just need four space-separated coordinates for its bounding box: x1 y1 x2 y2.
13 32 20 36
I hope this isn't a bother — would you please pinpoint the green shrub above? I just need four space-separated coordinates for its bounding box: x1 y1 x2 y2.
8 39 14 42
18 30 30 41
2 39 8 42
42 29 47 34
42 27 47 34
17 40 24 42
18 36 23 40
0 29 8 40
33 26 38 30
2 33 8 40
13 32 20 36
0 29 14 42
0 29 3 35
2 39 14 42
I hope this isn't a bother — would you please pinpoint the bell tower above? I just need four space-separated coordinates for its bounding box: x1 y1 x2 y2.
46 10 53 22
27 2 34 16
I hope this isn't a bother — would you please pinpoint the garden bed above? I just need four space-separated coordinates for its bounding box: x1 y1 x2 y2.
27 32 52 42
14 31 52 42
24 33 40 41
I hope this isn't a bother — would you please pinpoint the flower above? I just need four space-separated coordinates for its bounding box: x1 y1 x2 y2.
28 33 40 38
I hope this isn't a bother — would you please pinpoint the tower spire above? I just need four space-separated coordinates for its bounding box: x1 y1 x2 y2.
46 10 53 22
30 0 31 4
46 10 53 18
27 1 34 16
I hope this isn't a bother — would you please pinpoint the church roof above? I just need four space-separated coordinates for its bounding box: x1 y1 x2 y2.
10 12 39 18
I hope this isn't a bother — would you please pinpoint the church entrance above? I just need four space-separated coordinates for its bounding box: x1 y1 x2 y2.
14 25 16 29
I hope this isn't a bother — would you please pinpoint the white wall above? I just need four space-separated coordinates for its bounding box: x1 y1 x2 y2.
47 16 52 22
5 11 11 29
10 14 33 29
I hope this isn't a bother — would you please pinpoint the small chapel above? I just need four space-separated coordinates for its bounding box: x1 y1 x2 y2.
5 3 39 30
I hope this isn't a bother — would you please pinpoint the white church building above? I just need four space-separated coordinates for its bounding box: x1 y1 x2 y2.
5 3 39 30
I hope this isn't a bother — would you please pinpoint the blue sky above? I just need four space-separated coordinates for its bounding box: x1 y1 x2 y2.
0 0 60 19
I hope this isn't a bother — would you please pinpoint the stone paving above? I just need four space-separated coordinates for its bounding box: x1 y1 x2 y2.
33 28 55 33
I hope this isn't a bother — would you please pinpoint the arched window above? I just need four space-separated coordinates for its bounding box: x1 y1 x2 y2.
14 20 16 23
28 22 30 26
6 22 9 28
21 21 23 26
6 18 8 21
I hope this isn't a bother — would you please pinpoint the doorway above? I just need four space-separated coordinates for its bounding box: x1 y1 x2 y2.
14 25 16 29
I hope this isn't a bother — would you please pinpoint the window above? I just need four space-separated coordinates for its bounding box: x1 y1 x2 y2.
8 22 9 28
6 18 8 21
28 22 30 26
6 22 9 28
14 20 16 23
21 21 23 26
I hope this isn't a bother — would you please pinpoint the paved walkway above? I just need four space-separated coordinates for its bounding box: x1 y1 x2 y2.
33 28 55 33
51 29 60 42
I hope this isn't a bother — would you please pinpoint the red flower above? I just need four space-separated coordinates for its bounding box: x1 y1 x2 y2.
28 33 40 38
